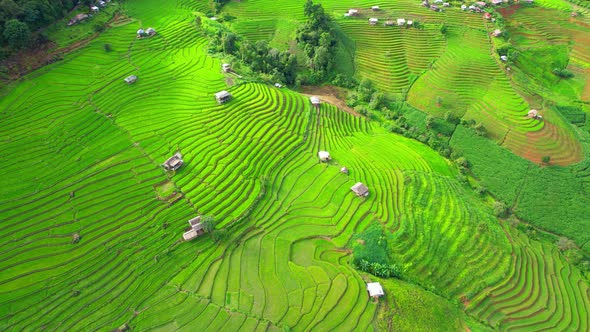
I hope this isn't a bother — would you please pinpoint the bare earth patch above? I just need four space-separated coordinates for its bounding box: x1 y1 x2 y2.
300 85 361 117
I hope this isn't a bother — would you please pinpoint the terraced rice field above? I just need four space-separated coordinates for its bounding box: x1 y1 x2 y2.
1 0 589 330
467 227 590 331
227 0 584 165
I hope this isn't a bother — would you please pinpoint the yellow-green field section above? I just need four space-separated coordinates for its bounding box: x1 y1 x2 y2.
0 0 589 331
225 0 588 165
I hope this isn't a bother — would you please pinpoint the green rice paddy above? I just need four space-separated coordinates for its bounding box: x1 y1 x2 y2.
0 0 589 330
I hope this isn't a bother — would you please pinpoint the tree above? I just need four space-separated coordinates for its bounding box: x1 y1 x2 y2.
436 96 443 107
3 19 30 49
474 123 487 136
201 215 217 233
541 155 551 164
222 32 237 54
425 115 435 129
493 201 509 218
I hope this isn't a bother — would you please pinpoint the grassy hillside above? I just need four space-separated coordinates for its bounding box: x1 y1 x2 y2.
0 0 589 330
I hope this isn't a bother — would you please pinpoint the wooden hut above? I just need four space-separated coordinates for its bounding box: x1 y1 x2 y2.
367 282 384 299
215 90 232 104
318 151 331 162
222 63 231 73
183 216 205 241
348 9 359 16
310 96 321 107
371 5 380 11
124 75 138 84
163 152 184 171
340 167 349 174
351 182 369 197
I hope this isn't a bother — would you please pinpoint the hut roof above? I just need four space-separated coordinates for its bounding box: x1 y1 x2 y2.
215 90 231 99
340 167 349 174
407 20 414 25
397 18 406 25
351 182 369 196
492 29 502 36
310 96 321 105
367 282 384 297
492 0 503 4
183 229 199 241
188 216 201 227
124 75 138 83
372 5 380 10
369 17 379 23
318 151 331 161
528 109 539 118
163 152 183 170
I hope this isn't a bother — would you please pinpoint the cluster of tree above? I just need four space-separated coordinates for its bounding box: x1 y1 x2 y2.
201 215 228 242
207 28 298 84
0 0 78 50
212 0 231 13
295 0 336 81
552 67 574 79
496 44 519 63
353 259 403 279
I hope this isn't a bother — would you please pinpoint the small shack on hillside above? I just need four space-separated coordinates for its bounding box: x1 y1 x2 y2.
341 167 349 174
310 96 321 107
318 151 331 162
91 5 99 12
222 63 231 73
384 20 395 26
146 27 156 36
183 216 205 241
492 0 504 5
163 152 184 171
351 182 369 197
527 109 542 119
372 5 380 11
347 9 359 16
68 13 89 26
492 29 502 37
397 18 406 26
483 12 492 20
215 90 232 104
369 17 379 25
367 282 384 299
124 75 138 84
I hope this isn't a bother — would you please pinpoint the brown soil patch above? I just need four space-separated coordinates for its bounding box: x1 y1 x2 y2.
300 85 360 117
498 4 520 18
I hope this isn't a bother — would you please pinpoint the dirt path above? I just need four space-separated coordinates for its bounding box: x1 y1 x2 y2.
300 85 361 117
